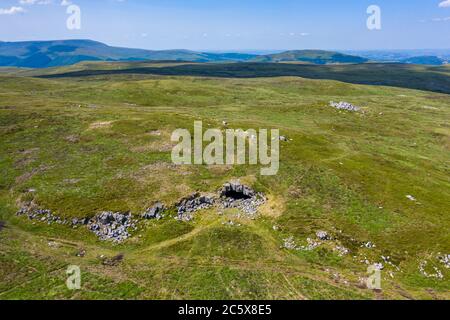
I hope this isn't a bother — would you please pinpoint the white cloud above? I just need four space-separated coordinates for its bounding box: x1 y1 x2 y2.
61 0 72 6
0 6 25 15
439 0 450 8
432 16 450 21
19 0 52 5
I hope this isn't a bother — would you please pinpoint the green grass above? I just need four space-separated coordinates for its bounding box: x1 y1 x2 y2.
0 63 449 300
38 62 450 94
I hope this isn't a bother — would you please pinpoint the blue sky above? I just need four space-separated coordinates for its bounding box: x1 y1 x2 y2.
0 0 449 50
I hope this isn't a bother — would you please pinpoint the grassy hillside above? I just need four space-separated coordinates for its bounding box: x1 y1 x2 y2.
251 50 368 64
38 61 450 95
0 65 449 299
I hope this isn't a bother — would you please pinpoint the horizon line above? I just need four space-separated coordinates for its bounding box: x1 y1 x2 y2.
1 39 450 53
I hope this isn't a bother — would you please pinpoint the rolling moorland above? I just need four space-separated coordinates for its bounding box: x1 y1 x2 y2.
0 60 449 299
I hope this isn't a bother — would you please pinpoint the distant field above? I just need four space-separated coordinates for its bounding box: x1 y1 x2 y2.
0 63 449 299
37 62 450 95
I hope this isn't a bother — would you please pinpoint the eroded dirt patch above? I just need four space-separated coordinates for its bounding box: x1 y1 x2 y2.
14 148 40 168
130 129 175 153
88 121 114 130
15 164 51 185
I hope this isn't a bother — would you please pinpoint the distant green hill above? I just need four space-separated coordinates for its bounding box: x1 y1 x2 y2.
400 56 445 66
0 40 259 68
0 40 371 68
250 50 368 64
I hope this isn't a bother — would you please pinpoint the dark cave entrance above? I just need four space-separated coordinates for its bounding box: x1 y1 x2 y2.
221 190 252 200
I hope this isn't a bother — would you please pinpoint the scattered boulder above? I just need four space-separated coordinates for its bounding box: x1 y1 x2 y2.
334 245 350 256
282 236 298 250
101 253 124 266
299 238 322 251
438 254 450 269
142 202 165 220
419 260 443 279
47 241 60 248
316 230 331 241
329 101 361 112
76 248 86 257
361 241 376 249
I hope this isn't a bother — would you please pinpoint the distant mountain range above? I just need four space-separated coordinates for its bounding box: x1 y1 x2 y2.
0 40 369 68
0 40 448 68
344 49 450 66
250 50 368 64
399 56 447 65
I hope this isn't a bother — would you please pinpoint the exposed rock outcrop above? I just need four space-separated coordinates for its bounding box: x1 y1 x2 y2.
176 193 215 221
218 181 266 216
88 212 137 243
16 181 267 242
142 202 165 220
329 101 361 112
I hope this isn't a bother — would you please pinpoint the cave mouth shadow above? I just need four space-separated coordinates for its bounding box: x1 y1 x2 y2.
221 190 252 200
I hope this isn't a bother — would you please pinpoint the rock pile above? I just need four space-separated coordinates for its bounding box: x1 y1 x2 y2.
176 193 215 221
334 245 350 256
282 236 298 250
298 238 322 251
218 181 266 216
439 254 450 269
142 202 165 220
88 212 137 242
316 230 331 241
329 101 361 112
71 217 90 227
17 207 65 225
419 260 444 280
17 205 136 242
16 206 91 227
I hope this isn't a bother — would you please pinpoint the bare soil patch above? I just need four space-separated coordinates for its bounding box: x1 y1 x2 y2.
88 121 114 130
